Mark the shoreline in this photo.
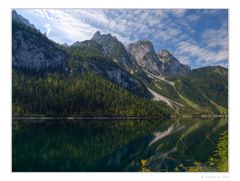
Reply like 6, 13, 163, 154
12, 114, 228, 121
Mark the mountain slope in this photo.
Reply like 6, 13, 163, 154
12, 70, 171, 117
12, 10, 36, 29
127, 41, 190, 77
127, 40, 163, 75
12, 11, 150, 98
142, 66, 228, 114
174, 66, 228, 113
158, 50, 191, 77
91, 31, 138, 71
12, 10, 228, 116
12, 21, 68, 72
61, 40, 150, 97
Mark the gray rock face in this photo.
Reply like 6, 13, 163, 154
105, 68, 144, 93
126, 40, 163, 75
73, 57, 149, 97
127, 41, 190, 77
157, 50, 176, 63
12, 23, 68, 71
91, 31, 137, 71
62, 43, 68, 47
71, 41, 81, 47
12, 10, 36, 29
158, 50, 190, 76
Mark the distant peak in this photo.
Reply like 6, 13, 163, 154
139, 40, 152, 44
93, 31, 101, 38
12, 10, 36, 29
129, 40, 152, 46
71, 41, 81, 47
158, 50, 171, 55
62, 43, 68, 47
157, 50, 176, 63
12, 10, 17, 15
91, 31, 116, 42
127, 40, 155, 54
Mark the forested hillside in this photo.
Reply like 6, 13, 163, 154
12, 70, 171, 117
12, 10, 228, 117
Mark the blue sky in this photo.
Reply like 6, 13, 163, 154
15, 9, 228, 68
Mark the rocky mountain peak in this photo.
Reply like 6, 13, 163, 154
158, 50, 171, 58
90, 31, 136, 71
12, 10, 36, 29
157, 50, 178, 63
71, 41, 81, 47
91, 31, 116, 42
127, 40, 155, 56
159, 50, 191, 77
62, 43, 68, 47
127, 40, 191, 77
12, 18, 68, 71
127, 40, 163, 75
92, 31, 101, 40
127, 40, 156, 62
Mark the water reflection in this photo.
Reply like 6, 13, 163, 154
148, 121, 185, 146
12, 117, 227, 172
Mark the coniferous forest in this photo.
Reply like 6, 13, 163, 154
12, 9, 228, 172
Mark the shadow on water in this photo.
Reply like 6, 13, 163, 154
12, 117, 227, 172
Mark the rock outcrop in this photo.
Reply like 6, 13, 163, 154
91, 31, 137, 71
158, 50, 191, 76
127, 41, 190, 77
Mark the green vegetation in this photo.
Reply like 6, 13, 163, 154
12, 69, 171, 117
12, 119, 167, 171
149, 80, 183, 103
60, 40, 105, 60
140, 160, 150, 172
12, 11, 228, 173
13, 18, 228, 116
12, 117, 227, 172
175, 131, 228, 172
174, 66, 228, 114
12, 19, 171, 117
208, 131, 228, 171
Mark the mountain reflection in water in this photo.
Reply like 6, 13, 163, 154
12, 117, 227, 172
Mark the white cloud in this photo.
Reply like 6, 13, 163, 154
43, 24, 51, 36
202, 24, 228, 49
175, 55, 192, 65
19, 9, 191, 46
176, 40, 228, 67
16, 9, 228, 68
187, 14, 200, 22
27, 9, 99, 44
168, 9, 187, 18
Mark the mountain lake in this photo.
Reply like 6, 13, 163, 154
12, 117, 227, 172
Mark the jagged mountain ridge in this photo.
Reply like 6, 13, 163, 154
12, 10, 36, 29
12, 10, 190, 78
126, 40, 163, 75
12, 21, 69, 71
126, 41, 191, 77
91, 31, 139, 72
158, 50, 191, 77
12, 10, 228, 115
12, 11, 151, 98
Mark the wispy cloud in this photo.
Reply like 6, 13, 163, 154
176, 40, 228, 67
43, 24, 51, 36
15, 9, 228, 68
202, 23, 228, 50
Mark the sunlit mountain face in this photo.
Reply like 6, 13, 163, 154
15, 9, 228, 68
12, 9, 228, 172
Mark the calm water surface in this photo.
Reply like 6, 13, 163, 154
12, 117, 227, 172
